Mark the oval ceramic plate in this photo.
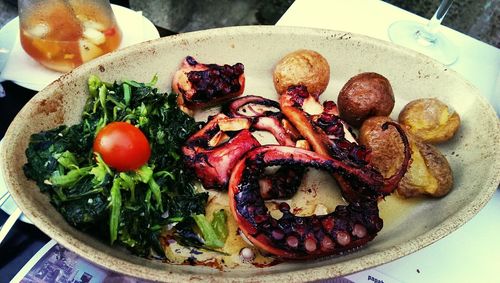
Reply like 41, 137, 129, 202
1, 26, 499, 282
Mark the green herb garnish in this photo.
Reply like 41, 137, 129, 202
24, 75, 212, 257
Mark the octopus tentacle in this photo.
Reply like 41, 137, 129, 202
228, 145, 384, 259
182, 113, 260, 190
223, 95, 305, 199
183, 98, 304, 199
379, 121, 412, 195
258, 165, 306, 199
280, 86, 368, 203
280, 85, 411, 200
223, 95, 281, 118
252, 116, 296, 147
224, 95, 296, 146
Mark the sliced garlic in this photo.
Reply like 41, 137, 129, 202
313, 203, 329, 215
295, 139, 310, 150
302, 95, 323, 115
218, 117, 251, 132
208, 131, 230, 147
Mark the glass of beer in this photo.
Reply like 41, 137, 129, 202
18, 0, 122, 72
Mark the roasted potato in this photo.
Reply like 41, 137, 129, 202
399, 98, 460, 144
337, 72, 395, 128
273, 49, 330, 97
398, 140, 453, 198
359, 116, 453, 198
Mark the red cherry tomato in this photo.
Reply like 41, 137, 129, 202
93, 122, 151, 171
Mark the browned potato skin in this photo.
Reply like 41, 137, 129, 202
399, 98, 460, 144
273, 49, 330, 97
359, 117, 406, 178
359, 116, 453, 198
399, 140, 453, 198
338, 72, 395, 128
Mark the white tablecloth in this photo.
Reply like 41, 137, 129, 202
278, 1, 500, 282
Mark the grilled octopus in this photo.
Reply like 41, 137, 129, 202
178, 56, 411, 259
228, 86, 410, 259
172, 56, 245, 113
229, 146, 388, 258
279, 85, 409, 201
182, 95, 305, 199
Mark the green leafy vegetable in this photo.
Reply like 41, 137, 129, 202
211, 209, 229, 242
24, 75, 206, 257
109, 178, 122, 244
171, 209, 229, 253
192, 214, 225, 248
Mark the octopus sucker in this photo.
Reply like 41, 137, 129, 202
228, 145, 389, 259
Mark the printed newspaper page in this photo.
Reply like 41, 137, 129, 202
12, 240, 400, 283
12, 240, 149, 283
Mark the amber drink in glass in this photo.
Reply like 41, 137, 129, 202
18, 0, 122, 72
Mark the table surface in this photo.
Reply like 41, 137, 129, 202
1, 1, 499, 282
278, 0, 500, 282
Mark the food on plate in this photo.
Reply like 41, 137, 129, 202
399, 98, 461, 144
337, 72, 395, 128
398, 140, 453, 197
172, 56, 245, 113
359, 116, 453, 198
180, 50, 412, 259
182, 113, 261, 190
181, 54, 412, 258
273, 49, 330, 97
212, 79, 410, 258
183, 95, 304, 199
22, 48, 459, 268
229, 145, 408, 258
93, 121, 151, 172
24, 75, 213, 257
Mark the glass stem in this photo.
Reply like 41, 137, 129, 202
416, 0, 454, 45
427, 0, 454, 34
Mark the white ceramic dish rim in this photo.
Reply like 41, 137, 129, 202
1, 26, 499, 282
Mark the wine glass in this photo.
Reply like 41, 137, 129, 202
387, 0, 458, 65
